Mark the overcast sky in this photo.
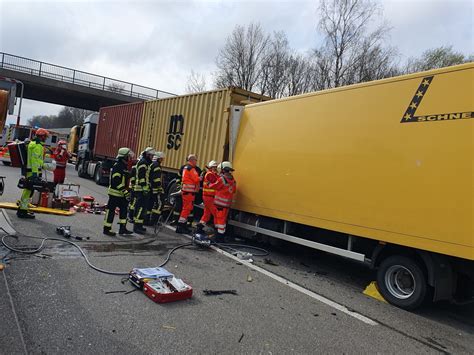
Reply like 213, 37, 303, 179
0, 0, 472, 125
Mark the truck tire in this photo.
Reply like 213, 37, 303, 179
94, 165, 108, 186
377, 255, 428, 310
2, 161, 11, 166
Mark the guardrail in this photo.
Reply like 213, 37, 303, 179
0, 52, 176, 100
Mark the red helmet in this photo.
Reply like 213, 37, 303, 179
35, 128, 49, 137
58, 140, 67, 145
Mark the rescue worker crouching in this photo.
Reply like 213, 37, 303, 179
103, 147, 133, 236
209, 161, 237, 240
146, 151, 165, 226
17, 128, 49, 219
133, 147, 155, 234
196, 160, 219, 233
175, 154, 200, 234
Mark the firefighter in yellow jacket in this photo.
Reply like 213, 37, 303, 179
103, 147, 133, 236
17, 128, 49, 219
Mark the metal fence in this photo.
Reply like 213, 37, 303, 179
0, 52, 176, 100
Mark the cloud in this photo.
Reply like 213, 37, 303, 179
1, 0, 472, 124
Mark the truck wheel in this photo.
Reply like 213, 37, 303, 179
2, 161, 11, 166
94, 166, 107, 185
377, 255, 427, 310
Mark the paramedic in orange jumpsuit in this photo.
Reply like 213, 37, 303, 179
175, 154, 200, 234
209, 161, 236, 238
196, 160, 219, 232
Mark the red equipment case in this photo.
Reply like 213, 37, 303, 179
143, 280, 193, 304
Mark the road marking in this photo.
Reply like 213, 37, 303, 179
164, 226, 378, 326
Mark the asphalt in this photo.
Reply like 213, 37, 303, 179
0, 163, 473, 354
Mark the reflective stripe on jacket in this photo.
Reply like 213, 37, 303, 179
134, 157, 151, 192
108, 159, 130, 198
210, 174, 236, 208
202, 170, 218, 197
27, 140, 44, 175
182, 164, 200, 193
149, 161, 163, 194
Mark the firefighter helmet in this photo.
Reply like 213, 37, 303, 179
144, 147, 155, 155
117, 147, 131, 158
207, 160, 218, 168
35, 128, 49, 137
220, 161, 234, 171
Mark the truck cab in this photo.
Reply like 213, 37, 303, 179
77, 113, 98, 162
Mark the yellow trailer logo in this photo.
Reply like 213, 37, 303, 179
166, 114, 185, 150
401, 76, 473, 123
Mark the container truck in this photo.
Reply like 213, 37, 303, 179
230, 63, 473, 309
76, 101, 144, 184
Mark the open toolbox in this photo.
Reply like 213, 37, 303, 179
129, 267, 193, 303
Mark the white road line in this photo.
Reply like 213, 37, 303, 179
164, 225, 378, 326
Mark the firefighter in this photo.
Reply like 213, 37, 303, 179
147, 151, 165, 226
175, 154, 200, 234
196, 160, 219, 232
53, 140, 70, 184
17, 128, 49, 219
103, 147, 133, 236
209, 161, 237, 239
128, 163, 137, 223
133, 147, 155, 234
171, 162, 202, 226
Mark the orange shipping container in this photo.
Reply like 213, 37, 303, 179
137, 88, 269, 171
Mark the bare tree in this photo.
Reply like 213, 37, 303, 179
404, 46, 471, 73
259, 31, 290, 98
283, 54, 314, 96
107, 82, 126, 94
185, 70, 207, 93
214, 23, 271, 92
315, 0, 395, 88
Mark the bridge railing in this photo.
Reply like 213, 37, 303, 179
0, 52, 176, 100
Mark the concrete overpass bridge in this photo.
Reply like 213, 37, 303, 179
0, 52, 175, 112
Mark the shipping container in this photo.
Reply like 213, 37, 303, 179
137, 88, 269, 172
95, 102, 144, 158
230, 63, 474, 309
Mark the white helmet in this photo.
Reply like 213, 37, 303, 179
187, 154, 197, 161
220, 161, 234, 171
144, 147, 155, 156
154, 151, 165, 159
207, 160, 218, 168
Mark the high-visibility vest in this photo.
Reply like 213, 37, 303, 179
108, 160, 129, 198
54, 147, 69, 168
213, 175, 236, 207
202, 170, 218, 197
182, 165, 200, 193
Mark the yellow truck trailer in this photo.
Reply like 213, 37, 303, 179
230, 63, 473, 309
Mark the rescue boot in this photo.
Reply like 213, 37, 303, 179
133, 224, 146, 235
118, 224, 133, 235
175, 222, 190, 234
103, 227, 116, 237
16, 210, 35, 219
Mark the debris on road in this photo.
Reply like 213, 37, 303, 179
203, 289, 237, 296
247, 274, 253, 282
264, 258, 278, 266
